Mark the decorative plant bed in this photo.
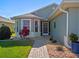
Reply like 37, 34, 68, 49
46, 43, 78, 58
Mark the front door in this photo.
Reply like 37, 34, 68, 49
42, 22, 49, 35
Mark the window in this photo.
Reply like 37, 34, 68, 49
35, 21, 38, 32
23, 20, 30, 29
54, 22, 56, 29
17, 21, 18, 32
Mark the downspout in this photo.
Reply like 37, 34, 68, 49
59, 8, 69, 37
59, 8, 71, 48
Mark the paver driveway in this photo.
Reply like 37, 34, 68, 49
28, 36, 50, 58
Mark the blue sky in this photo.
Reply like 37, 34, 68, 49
0, 0, 62, 18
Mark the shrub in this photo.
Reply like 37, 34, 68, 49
0, 24, 12, 40
69, 33, 78, 42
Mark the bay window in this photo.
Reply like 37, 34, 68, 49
23, 20, 30, 30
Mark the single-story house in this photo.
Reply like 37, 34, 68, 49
11, 4, 57, 37
11, 0, 79, 48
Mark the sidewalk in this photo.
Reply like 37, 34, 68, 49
28, 36, 50, 58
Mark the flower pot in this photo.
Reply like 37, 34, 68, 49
71, 42, 79, 54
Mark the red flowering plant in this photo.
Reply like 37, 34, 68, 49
19, 26, 29, 38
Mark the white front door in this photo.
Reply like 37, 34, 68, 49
42, 22, 49, 35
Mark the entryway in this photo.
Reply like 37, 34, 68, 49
42, 21, 49, 35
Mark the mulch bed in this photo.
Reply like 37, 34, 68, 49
46, 43, 79, 58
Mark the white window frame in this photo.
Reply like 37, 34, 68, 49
21, 19, 31, 32
34, 20, 39, 32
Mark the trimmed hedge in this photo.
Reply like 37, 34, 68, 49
0, 24, 12, 40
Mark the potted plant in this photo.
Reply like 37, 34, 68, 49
69, 33, 79, 54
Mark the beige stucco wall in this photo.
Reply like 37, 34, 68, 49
68, 8, 79, 36
0, 21, 15, 32
50, 7, 79, 44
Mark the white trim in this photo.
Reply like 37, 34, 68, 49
63, 0, 79, 3
30, 19, 31, 32
38, 20, 40, 32
21, 20, 23, 30
42, 22, 49, 35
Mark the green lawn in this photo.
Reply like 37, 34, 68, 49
0, 40, 33, 58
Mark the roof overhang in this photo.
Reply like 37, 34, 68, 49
48, 0, 79, 20
0, 20, 15, 24
12, 16, 42, 20
11, 14, 45, 21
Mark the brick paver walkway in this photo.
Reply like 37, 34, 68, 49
28, 36, 50, 58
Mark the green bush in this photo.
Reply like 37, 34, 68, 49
0, 24, 12, 40
69, 33, 78, 42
